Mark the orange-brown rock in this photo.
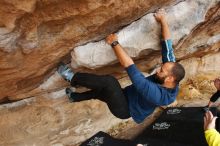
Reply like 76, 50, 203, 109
0, 0, 176, 101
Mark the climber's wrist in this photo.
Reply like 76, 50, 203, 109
111, 41, 119, 48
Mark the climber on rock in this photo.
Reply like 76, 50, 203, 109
57, 9, 185, 123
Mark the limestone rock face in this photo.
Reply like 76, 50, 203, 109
0, 0, 220, 146
0, 92, 125, 146
0, 0, 176, 101
71, 0, 220, 69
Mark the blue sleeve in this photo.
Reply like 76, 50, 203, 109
161, 39, 176, 63
126, 64, 174, 106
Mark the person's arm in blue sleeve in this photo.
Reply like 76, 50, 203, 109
154, 9, 176, 63
161, 40, 175, 63
105, 34, 172, 105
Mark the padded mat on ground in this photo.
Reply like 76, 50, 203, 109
80, 131, 136, 146
80, 107, 219, 146
134, 107, 219, 146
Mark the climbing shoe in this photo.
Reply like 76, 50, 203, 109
66, 87, 75, 102
57, 62, 74, 82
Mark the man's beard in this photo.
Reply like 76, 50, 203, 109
154, 74, 166, 84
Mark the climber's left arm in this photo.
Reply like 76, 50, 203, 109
154, 9, 176, 63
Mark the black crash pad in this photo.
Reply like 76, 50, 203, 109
134, 107, 218, 146
80, 131, 136, 146
80, 107, 219, 146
